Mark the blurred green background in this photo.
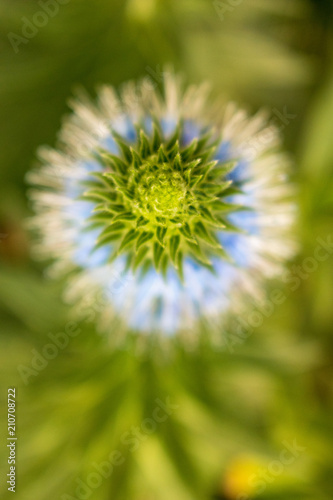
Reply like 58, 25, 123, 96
0, 0, 333, 499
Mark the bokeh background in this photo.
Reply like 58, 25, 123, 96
0, 0, 333, 499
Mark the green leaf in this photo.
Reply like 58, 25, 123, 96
130, 147, 142, 169
87, 213, 113, 223
186, 158, 202, 172
93, 231, 123, 250
80, 179, 104, 190
169, 217, 182, 225
186, 241, 212, 267
210, 200, 244, 213
208, 160, 237, 179
136, 231, 154, 250
107, 247, 120, 264
89, 172, 116, 190
196, 160, 218, 180
121, 188, 135, 201
81, 190, 114, 203
166, 123, 181, 150
190, 175, 203, 188
160, 253, 169, 278
169, 234, 180, 264
100, 153, 128, 175
112, 211, 136, 222
177, 251, 184, 281
104, 172, 127, 189
195, 221, 221, 247
139, 258, 153, 280
92, 203, 112, 214
199, 206, 225, 227
173, 152, 182, 171
184, 161, 199, 183
217, 216, 244, 233
168, 139, 180, 159
152, 123, 162, 151
213, 244, 232, 261
209, 200, 231, 212
179, 222, 197, 244
139, 130, 151, 158
158, 145, 168, 163
181, 138, 198, 162
133, 246, 149, 270
156, 226, 168, 245
124, 251, 135, 272
97, 221, 126, 241
200, 145, 217, 163
118, 229, 138, 252
222, 185, 244, 196
105, 203, 126, 213
81, 221, 104, 232
213, 183, 235, 197
188, 205, 200, 217
195, 132, 211, 153
112, 133, 133, 163
136, 216, 149, 228
200, 181, 230, 196
153, 242, 164, 270
156, 216, 167, 225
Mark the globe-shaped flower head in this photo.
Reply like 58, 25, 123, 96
28, 73, 296, 339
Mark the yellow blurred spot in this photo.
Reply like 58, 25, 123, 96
126, 0, 157, 23
222, 456, 260, 499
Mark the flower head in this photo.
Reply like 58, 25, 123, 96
28, 73, 296, 339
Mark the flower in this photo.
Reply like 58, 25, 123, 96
27, 73, 296, 339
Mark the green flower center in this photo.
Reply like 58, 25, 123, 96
134, 162, 188, 221
82, 122, 241, 279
